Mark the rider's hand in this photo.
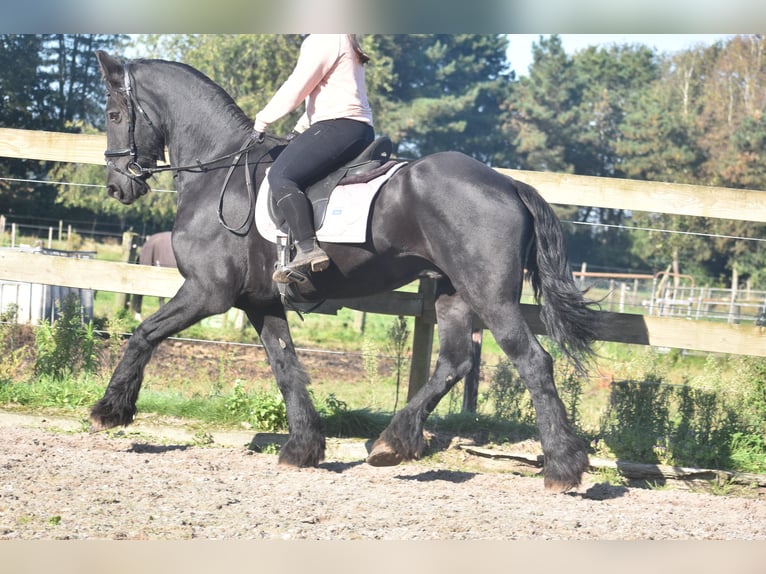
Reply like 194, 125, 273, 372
251, 130, 265, 144
285, 130, 300, 143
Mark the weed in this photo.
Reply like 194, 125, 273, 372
223, 380, 251, 420
249, 393, 287, 432
710, 474, 738, 496
361, 335, 380, 386
318, 393, 389, 437
220, 380, 287, 431
599, 380, 672, 463
487, 359, 535, 425
320, 392, 348, 415
592, 466, 624, 486
645, 480, 671, 491
386, 315, 410, 412
258, 443, 281, 455
192, 429, 215, 447
729, 432, 766, 473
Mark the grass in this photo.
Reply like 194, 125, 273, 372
1, 239, 764, 475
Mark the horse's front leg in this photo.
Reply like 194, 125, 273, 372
90, 280, 231, 431
247, 303, 325, 467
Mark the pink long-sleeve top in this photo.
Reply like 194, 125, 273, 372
254, 34, 373, 134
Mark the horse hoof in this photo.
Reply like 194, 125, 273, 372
366, 441, 403, 467
277, 460, 303, 470
544, 476, 581, 493
89, 416, 114, 433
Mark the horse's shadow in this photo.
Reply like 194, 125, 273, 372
319, 460, 366, 473
395, 469, 476, 483
128, 443, 191, 454
579, 483, 630, 500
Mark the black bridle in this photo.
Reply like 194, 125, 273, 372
103, 62, 166, 181
103, 61, 277, 235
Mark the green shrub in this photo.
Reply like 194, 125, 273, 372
487, 359, 535, 424
599, 380, 672, 463
249, 392, 287, 432
224, 380, 288, 432
597, 373, 765, 473
34, 294, 97, 380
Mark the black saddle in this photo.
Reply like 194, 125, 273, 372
268, 136, 395, 233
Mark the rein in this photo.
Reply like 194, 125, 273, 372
104, 61, 278, 236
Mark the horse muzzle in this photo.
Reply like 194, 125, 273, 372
106, 174, 150, 204
106, 159, 152, 204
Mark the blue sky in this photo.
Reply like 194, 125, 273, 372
506, 34, 735, 76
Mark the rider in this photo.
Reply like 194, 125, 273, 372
253, 34, 375, 284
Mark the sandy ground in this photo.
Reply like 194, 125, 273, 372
1, 409, 765, 541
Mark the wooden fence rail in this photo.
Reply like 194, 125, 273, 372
1, 128, 765, 399
1, 127, 765, 222
1, 250, 764, 359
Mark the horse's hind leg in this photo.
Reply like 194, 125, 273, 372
368, 283, 474, 466
483, 303, 588, 492
246, 303, 325, 467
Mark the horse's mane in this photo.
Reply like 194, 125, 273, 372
134, 58, 254, 133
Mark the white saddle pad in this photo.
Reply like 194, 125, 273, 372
255, 162, 405, 244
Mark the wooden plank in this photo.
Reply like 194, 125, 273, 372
462, 446, 766, 486
0, 128, 105, 165
497, 167, 766, 223
2, 128, 766, 223
2, 250, 763, 357
0, 250, 184, 298
517, 303, 766, 358
336, 291, 425, 318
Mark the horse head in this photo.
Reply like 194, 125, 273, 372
96, 51, 166, 204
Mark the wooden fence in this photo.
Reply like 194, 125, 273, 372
1, 128, 765, 398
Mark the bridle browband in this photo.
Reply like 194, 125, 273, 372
104, 60, 277, 235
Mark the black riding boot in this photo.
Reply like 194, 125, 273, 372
272, 191, 329, 283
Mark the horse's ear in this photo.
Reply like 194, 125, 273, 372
96, 50, 124, 88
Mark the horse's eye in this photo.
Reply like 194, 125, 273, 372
108, 111, 121, 123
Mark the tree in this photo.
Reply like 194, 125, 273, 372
0, 35, 46, 130
1, 34, 128, 223
141, 34, 303, 136
506, 35, 578, 174
618, 36, 766, 285
616, 52, 708, 276
371, 34, 514, 165
508, 36, 662, 269
0, 35, 46, 212
40, 35, 128, 130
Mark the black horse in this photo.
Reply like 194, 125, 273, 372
91, 51, 600, 492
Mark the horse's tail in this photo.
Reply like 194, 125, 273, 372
513, 178, 601, 373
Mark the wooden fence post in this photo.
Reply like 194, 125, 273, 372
406, 277, 436, 401
114, 231, 138, 313
728, 266, 739, 324
462, 327, 483, 413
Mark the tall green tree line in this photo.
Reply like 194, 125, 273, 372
510, 34, 766, 285
2, 34, 764, 287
